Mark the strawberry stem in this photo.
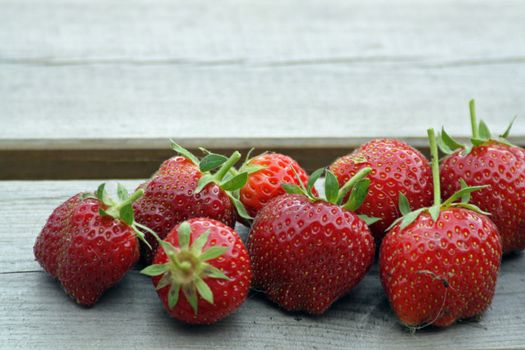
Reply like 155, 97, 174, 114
101, 187, 144, 219
179, 261, 192, 272
427, 128, 441, 207
469, 99, 479, 139
336, 167, 372, 204
215, 151, 241, 181
119, 188, 144, 209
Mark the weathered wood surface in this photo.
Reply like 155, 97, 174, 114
1, 0, 525, 146
1, 180, 525, 349
1, 0, 525, 179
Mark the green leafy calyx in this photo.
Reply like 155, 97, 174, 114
281, 166, 380, 225
237, 148, 268, 175
140, 221, 230, 314
170, 140, 252, 220
438, 99, 517, 156
387, 128, 489, 231
83, 183, 158, 249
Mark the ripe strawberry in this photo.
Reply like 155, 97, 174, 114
380, 129, 502, 328
439, 100, 525, 253
330, 139, 433, 242
141, 218, 252, 324
247, 167, 376, 314
133, 142, 251, 263
239, 152, 311, 218
34, 184, 150, 306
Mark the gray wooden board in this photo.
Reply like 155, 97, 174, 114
1, 180, 525, 349
1, 0, 525, 149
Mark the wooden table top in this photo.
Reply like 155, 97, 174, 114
1, 180, 525, 349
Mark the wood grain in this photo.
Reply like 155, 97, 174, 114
1, 0, 524, 143
1, 180, 525, 349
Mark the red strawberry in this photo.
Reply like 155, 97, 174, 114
330, 139, 433, 242
133, 142, 251, 263
247, 167, 376, 314
156, 155, 198, 177
34, 184, 149, 306
380, 129, 502, 328
34, 194, 83, 277
141, 218, 252, 324
439, 100, 525, 253
239, 152, 311, 218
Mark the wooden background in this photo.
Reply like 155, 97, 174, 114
1, 0, 525, 178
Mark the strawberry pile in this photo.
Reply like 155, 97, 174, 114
33, 100, 522, 330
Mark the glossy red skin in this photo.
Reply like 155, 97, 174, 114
133, 156, 236, 263
440, 143, 525, 253
152, 218, 252, 324
34, 195, 139, 306
156, 155, 198, 177
248, 194, 375, 314
34, 194, 82, 277
240, 153, 311, 218
330, 139, 433, 241
380, 208, 502, 327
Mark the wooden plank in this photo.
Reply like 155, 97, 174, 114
1, 180, 525, 349
1, 0, 524, 144
1, 61, 523, 142
2, 0, 524, 62
0, 148, 356, 180
2, 0, 525, 59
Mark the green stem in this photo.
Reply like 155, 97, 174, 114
336, 167, 372, 203
135, 221, 161, 241
214, 151, 241, 181
427, 128, 441, 206
469, 99, 479, 139
120, 188, 144, 208
179, 261, 192, 272
105, 188, 144, 218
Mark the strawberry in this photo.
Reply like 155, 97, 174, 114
247, 167, 376, 314
439, 100, 525, 253
380, 129, 502, 328
141, 218, 252, 324
239, 152, 311, 218
34, 183, 150, 306
329, 139, 433, 242
133, 142, 251, 263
